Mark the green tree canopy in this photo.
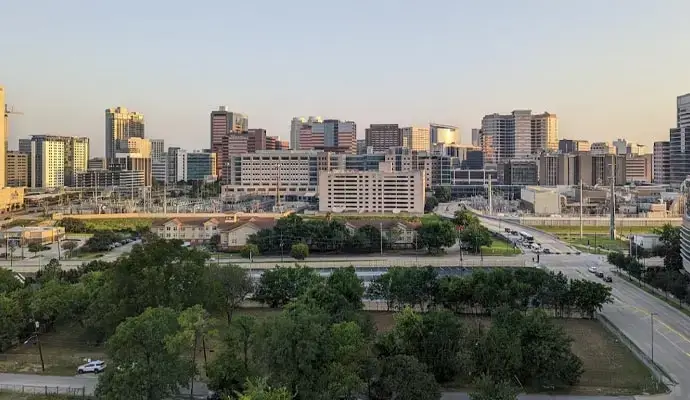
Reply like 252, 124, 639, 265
416, 220, 457, 254
370, 355, 441, 400
290, 242, 309, 260
95, 307, 194, 400
254, 266, 321, 308
205, 264, 254, 323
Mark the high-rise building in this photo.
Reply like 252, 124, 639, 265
613, 139, 628, 155
0, 86, 6, 187
558, 139, 590, 153
290, 116, 322, 150
176, 150, 217, 182
111, 137, 152, 186
653, 141, 670, 184
670, 94, 690, 185
210, 106, 248, 176
625, 154, 653, 183
471, 128, 481, 147
150, 139, 165, 161
590, 142, 615, 155
531, 112, 558, 153
481, 110, 558, 163
247, 129, 267, 152
310, 120, 357, 154
429, 123, 460, 145
401, 127, 431, 152
365, 124, 401, 152
88, 157, 107, 170
18, 139, 31, 155
356, 139, 367, 155
29, 135, 89, 188
6, 151, 28, 187
105, 107, 144, 162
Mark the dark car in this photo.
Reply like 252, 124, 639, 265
604, 276, 613, 283
543, 248, 551, 254
595, 272, 604, 278
207, 391, 222, 400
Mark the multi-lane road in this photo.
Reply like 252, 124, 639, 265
447, 208, 690, 400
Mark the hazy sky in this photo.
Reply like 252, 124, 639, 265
2, 0, 689, 156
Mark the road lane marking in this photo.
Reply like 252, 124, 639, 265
611, 302, 690, 357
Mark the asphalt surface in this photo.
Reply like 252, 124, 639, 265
450, 208, 689, 400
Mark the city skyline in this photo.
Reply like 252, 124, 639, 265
2, 1, 690, 154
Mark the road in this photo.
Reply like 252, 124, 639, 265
0, 372, 633, 400
440, 206, 689, 400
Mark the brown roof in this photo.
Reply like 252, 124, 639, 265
221, 218, 277, 232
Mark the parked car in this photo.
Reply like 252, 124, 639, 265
588, 266, 598, 273
604, 276, 613, 283
596, 272, 605, 278
77, 360, 106, 374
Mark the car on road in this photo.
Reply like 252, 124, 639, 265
604, 276, 613, 283
543, 248, 551, 254
77, 360, 106, 374
588, 266, 598, 273
595, 272, 604, 278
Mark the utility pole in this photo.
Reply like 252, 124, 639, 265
379, 222, 383, 256
275, 163, 282, 210
609, 156, 616, 240
487, 178, 493, 216
579, 179, 584, 239
34, 321, 45, 372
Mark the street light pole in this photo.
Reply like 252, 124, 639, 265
651, 312, 657, 365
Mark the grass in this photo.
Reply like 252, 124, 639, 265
67, 252, 105, 261
0, 309, 663, 396
81, 218, 157, 232
562, 235, 629, 253
0, 324, 105, 376
0, 394, 85, 400
533, 225, 660, 235
0, 219, 48, 229
481, 238, 521, 256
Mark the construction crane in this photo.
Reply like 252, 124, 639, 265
4, 105, 23, 148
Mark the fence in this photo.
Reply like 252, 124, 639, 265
0, 383, 87, 397
613, 270, 690, 312
221, 257, 527, 269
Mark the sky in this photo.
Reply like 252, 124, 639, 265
2, 0, 690, 156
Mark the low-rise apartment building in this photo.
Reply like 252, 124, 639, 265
318, 161, 425, 214
150, 216, 277, 248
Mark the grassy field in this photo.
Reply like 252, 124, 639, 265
481, 237, 521, 256
533, 225, 660, 235
562, 235, 629, 253
81, 218, 157, 232
0, 394, 84, 400
0, 309, 662, 396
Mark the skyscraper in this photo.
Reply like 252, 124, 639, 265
670, 94, 690, 185
0, 87, 6, 187
365, 124, 401, 152
30, 135, 89, 188
429, 123, 460, 145
471, 128, 481, 147
105, 107, 144, 163
401, 127, 431, 152
309, 120, 357, 154
150, 139, 165, 161
290, 116, 323, 150
210, 106, 248, 176
653, 141, 670, 184
481, 110, 559, 164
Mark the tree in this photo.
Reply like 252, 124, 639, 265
61, 240, 78, 258
0, 294, 25, 352
569, 279, 613, 318
84, 238, 209, 340
391, 309, 465, 383
459, 223, 492, 254
424, 196, 439, 213
58, 218, 88, 233
236, 378, 291, 400
232, 315, 257, 372
326, 267, 364, 311
254, 303, 369, 399
416, 220, 457, 254
95, 307, 193, 400
655, 224, 682, 271
85, 231, 121, 252
433, 186, 452, 203
240, 244, 259, 259
290, 242, 309, 260
254, 266, 321, 308
453, 209, 479, 227
469, 373, 519, 400
0, 268, 22, 293
208, 234, 221, 251
370, 355, 440, 400
168, 305, 214, 399
206, 264, 254, 323
37, 258, 62, 283
28, 243, 47, 255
